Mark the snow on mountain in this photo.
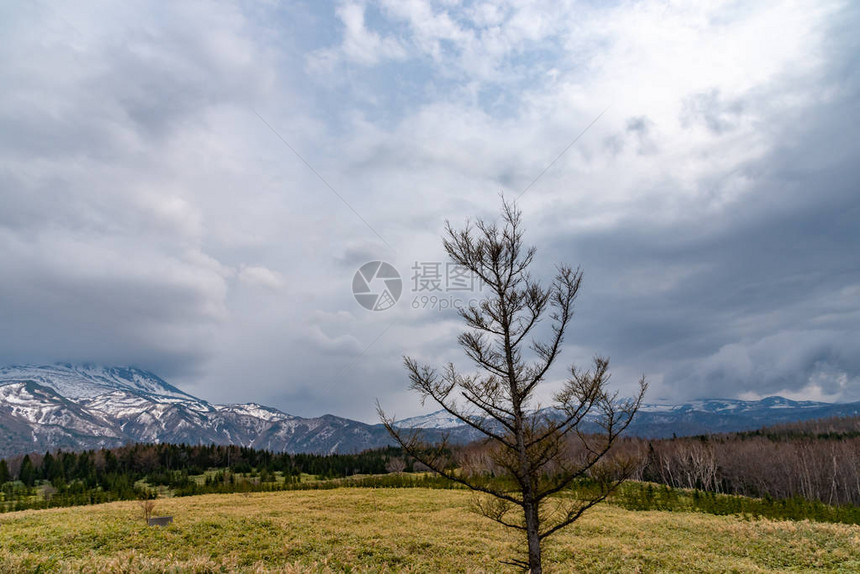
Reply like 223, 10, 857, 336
636, 396, 829, 415
397, 396, 860, 438
394, 411, 469, 429
3, 364, 859, 459
0, 381, 120, 437
0, 364, 196, 402
0, 364, 397, 457
214, 403, 295, 423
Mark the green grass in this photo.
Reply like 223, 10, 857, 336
1, 487, 858, 573
613, 481, 860, 525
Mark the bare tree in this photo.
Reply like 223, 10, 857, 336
138, 493, 157, 523
385, 457, 407, 474
380, 200, 646, 573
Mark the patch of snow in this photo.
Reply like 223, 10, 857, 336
0, 364, 196, 402
395, 411, 470, 429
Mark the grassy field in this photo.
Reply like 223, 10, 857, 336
1, 488, 858, 573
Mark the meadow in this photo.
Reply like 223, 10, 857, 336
1, 487, 858, 573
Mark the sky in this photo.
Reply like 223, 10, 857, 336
1, 0, 858, 422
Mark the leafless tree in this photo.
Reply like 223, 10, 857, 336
42, 484, 58, 507
380, 200, 647, 573
385, 457, 407, 473
138, 494, 157, 523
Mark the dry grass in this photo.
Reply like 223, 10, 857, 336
1, 488, 858, 573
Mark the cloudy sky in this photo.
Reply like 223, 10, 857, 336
1, 0, 858, 421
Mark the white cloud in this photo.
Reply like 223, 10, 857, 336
238, 264, 286, 290
309, 0, 406, 69
1, 0, 858, 419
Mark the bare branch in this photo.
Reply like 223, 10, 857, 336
382, 198, 647, 574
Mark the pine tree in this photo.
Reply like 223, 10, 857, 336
19, 455, 36, 487
381, 200, 646, 572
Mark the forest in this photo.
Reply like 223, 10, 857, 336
2, 415, 858, 517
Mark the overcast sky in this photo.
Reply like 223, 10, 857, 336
1, 0, 858, 421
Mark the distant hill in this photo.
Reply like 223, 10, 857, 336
397, 396, 860, 438
2, 364, 859, 457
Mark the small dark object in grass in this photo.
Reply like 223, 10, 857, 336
147, 516, 173, 527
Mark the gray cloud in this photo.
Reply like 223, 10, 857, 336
681, 90, 746, 134
540, 52, 860, 402
1, 0, 858, 421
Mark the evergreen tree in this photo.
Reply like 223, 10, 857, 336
19, 455, 36, 487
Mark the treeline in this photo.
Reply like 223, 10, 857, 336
1, 443, 410, 484
3, 415, 859, 516
613, 480, 860, 525
0, 443, 414, 512
736, 414, 860, 440
454, 415, 860, 508
630, 417, 860, 506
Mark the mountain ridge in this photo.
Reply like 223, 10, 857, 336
395, 395, 859, 432
0, 364, 398, 457
2, 364, 859, 458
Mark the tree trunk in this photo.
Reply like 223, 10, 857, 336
524, 499, 542, 573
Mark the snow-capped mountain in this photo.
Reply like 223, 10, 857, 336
396, 396, 860, 439
0, 364, 197, 402
394, 411, 467, 429
636, 396, 827, 414
624, 396, 860, 436
3, 364, 859, 459
0, 364, 398, 458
